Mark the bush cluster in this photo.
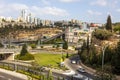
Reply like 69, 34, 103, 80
16, 53, 34, 60
93, 29, 112, 40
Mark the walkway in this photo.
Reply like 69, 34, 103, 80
0, 68, 27, 80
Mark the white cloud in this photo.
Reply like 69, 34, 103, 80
87, 10, 102, 15
31, 6, 69, 16
41, 0, 51, 5
59, 0, 80, 3
90, 0, 119, 7
0, 2, 69, 18
43, 7, 69, 16
90, 0, 107, 6
0, 3, 27, 15
10, 3, 29, 11
116, 9, 120, 12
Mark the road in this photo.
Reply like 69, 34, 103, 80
0, 71, 26, 80
0, 60, 71, 80
64, 54, 95, 80
0, 54, 95, 80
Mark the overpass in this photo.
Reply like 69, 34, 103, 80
6, 31, 66, 44
0, 49, 20, 60
41, 31, 66, 43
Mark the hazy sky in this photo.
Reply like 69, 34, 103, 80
0, 0, 120, 23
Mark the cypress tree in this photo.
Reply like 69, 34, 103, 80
106, 15, 112, 32
66, 52, 69, 58
86, 35, 90, 53
20, 44, 28, 56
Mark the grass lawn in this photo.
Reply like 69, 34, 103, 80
33, 53, 66, 68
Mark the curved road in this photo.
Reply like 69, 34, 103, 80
64, 55, 95, 80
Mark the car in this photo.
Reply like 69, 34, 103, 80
73, 74, 84, 79
71, 60, 76, 64
77, 68, 86, 73
39, 67, 45, 71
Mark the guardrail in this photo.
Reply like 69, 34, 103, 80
0, 61, 71, 80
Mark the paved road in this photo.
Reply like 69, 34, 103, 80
0, 60, 71, 80
0, 71, 26, 80
64, 55, 95, 80
0, 68, 27, 80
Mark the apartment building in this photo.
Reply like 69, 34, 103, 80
65, 22, 90, 43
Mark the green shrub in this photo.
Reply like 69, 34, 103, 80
93, 29, 112, 40
16, 53, 34, 60
56, 44, 60, 49
41, 46, 44, 48
53, 45, 55, 48
31, 44, 36, 49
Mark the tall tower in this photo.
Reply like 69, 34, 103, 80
21, 9, 27, 22
28, 13, 32, 23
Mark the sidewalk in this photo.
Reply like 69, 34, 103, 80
0, 68, 28, 80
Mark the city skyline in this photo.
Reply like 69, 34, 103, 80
0, 0, 120, 23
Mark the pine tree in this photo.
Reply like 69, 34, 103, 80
20, 44, 28, 56
106, 15, 112, 32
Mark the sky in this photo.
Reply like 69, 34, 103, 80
0, 0, 120, 23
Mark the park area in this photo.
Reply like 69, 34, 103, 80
33, 53, 67, 69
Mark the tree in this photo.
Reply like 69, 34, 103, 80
104, 46, 113, 64
47, 70, 53, 80
86, 35, 90, 53
113, 25, 120, 34
54, 21, 63, 27
0, 42, 4, 48
106, 15, 112, 32
81, 40, 87, 50
89, 44, 98, 66
56, 44, 60, 49
20, 44, 28, 56
66, 52, 69, 58
111, 40, 120, 74
93, 29, 112, 40
62, 41, 68, 50
30, 44, 36, 49
57, 77, 60, 80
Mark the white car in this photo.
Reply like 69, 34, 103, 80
77, 68, 86, 73
73, 74, 83, 79
71, 60, 76, 64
